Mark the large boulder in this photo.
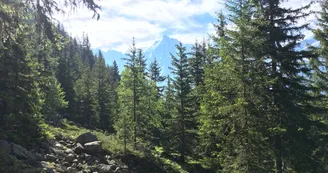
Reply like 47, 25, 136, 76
84, 141, 102, 154
0, 140, 11, 154
11, 143, 36, 160
73, 143, 84, 154
76, 132, 98, 145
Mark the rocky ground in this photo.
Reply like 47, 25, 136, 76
0, 132, 128, 173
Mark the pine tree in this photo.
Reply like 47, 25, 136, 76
42, 76, 68, 121
189, 41, 205, 87
0, 0, 100, 46
121, 38, 147, 148
136, 49, 147, 78
199, 1, 271, 171
94, 50, 113, 131
115, 68, 135, 156
169, 43, 196, 162
81, 34, 95, 68
57, 36, 83, 120
253, 0, 327, 172
149, 57, 166, 97
161, 75, 176, 149
74, 63, 99, 127
0, 23, 44, 145
307, 0, 328, 171
108, 60, 121, 128
111, 60, 121, 86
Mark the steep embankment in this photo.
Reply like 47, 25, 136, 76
0, 131, 128, 173
0, 119, 192, 173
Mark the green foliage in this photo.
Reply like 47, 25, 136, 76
2, 0, 328, 172
149, 57, 166, 97
42, 76, 68, 121
74, 63, 99, 127
116, 68, 135, 154
168, 43, 197, 162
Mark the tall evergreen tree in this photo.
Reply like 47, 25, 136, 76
189, 41, 206, 87
161, 75, 176, 149
74, 63, 99, 127
94, 50, 113, 131
0, 24, 44, 145
81, 34, 95, 68
149, 57, 166, 97
199, 1, 271, 171
108, 60, 121, 127
253, 0, 327, 172
168, 43, 196, 162
121, 38, 147, 148
115, 68, 135, 155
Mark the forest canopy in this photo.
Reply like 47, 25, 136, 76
1, 0, 328, 173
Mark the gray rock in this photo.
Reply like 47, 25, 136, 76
76, 132, 98, 145
106, 160, 116, 165
73, 159, 79, 163
84, 141, 102, 154
55, 143, 65, 150
65, 148, 74, 154
76, 163, 83, 170
43, 167, 55, 173
11, 143, 36, 160
65, 153, 75, 162
67, 166, 79, 173
93, 164, 116, 173
45, 154, 57, 162
51, 148, 66, 158
63, 162, 71, 167
56, 167, 65, 173
85, 153, 92, 161
74, 143, 84, 154
0, 140, 11, 154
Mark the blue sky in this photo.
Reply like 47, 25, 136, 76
55, 0, 317, 53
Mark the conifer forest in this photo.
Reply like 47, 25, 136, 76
1, 0, 328, 172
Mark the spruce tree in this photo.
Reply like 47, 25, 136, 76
199, 1, 271, 171
115, 68, 135, 155
108, 60, 121, 128
74, 63, 99, 127
169, 43, 196, 162
0, 23, 44, 145
308, 0, 328, 171
253, 0, 327, 172
161, 75, 176, 149
94, 50, 113, 131
189, 41, 205, 87
122, 38, 147, 148
149, 57, 166, 97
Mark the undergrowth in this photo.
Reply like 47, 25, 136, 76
41, 119, 204, 173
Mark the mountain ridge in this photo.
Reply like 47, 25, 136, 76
93, 35, 192, 75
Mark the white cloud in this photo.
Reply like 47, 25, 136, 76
54, 0, 320, 52
54, 0, 224, 52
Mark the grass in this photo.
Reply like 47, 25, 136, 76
41, 119, 203, 173
41, 119, 129, 157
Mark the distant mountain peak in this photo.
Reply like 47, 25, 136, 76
162, 34, 170, 40
95, 35, 192, 75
